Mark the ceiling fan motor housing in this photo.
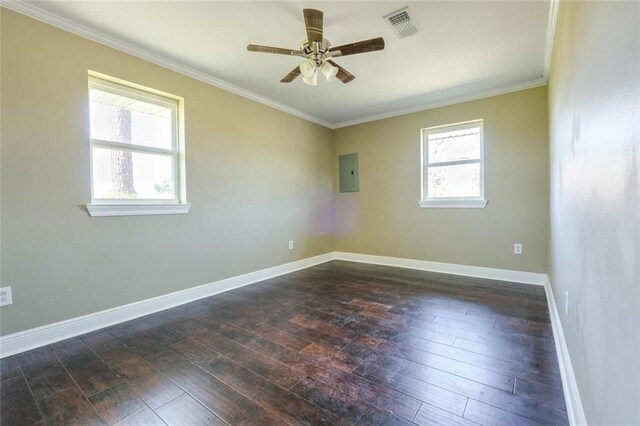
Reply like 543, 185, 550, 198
301, 39, 332, 66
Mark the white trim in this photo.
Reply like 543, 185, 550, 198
91, 139, 175, 157
332, 78, 547, 129
544, 277, 588, 426
0, 1, 333, 129
418, 199, 487, 209
334, 252, 547, 286
0, 252, 334, 358
543, 0, 560, 85
85, 203, 191, 217
2, 1, 559, 130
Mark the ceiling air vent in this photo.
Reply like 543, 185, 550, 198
383, 6, 420, 39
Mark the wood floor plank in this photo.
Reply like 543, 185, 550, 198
414, 402, 479, 426
183, 326, 306, 389
414, 338, 524, 376
174, 338, 343, 425
358, 355, 568, 425
51, 338, 122, 397
191, 315, 257, 345
372, 339, 515, 392
90, 340, 137, 369
246, 335, 422, 420
114, 405, 167, 426
37, 386, 105, 426
147, 349, 279, 425
0, 375, 43, 425
355, 314, 458, 346
240, 322, 312, 351
0, 355, 22, 382
344, 319, 423, 347
18, 346, 77, 400
88, 382, 145, 424
353, 362, 469, 416
113, 356, 184, 409
515, 377, 567, 410
81, 329, 121, 347
289, 376, 370, 421
463, 399, 538, 426
355, 406, 418, 425
289, 313, 358, 340
266, 319, 352, 351
299, 343, 364, 373
290, 376, 415, 426
406, 317, 520, 346
155, 393, 226, 426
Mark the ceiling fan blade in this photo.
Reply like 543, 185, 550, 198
303, 8, 324, 45
247, 44, 303, 56
280, 66, 302, 83
329, 37, 385, 57
327, 60, 355, 84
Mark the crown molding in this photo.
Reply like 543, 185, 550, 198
543, 0, 560, 84
331, 78, 547, 129
0, 0, 334, 129
331, 0, 558, 129
2, 0, 559, 131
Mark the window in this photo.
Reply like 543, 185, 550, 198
86, 73, 189, 216
419, 120, 487, 208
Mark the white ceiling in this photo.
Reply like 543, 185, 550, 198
19, 1, 554, 128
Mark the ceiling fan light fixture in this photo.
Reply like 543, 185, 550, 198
302, 71, 318, 86
247, 8, 384, 85
299, 59, 317, 78
321, 61, 338, 81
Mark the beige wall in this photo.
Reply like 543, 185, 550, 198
548, 1, 640, 424
333, 87, 549, 273
0, 10, 334, 336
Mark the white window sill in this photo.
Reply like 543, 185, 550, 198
418, 199, 488, 209
86, 203, 191, 217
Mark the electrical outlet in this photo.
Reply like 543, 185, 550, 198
288, 240, 294, 250
565, 291, 569, 316
514, 243, 523, 255
0, 287, 13, 307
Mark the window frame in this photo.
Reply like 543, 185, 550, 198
419, 119, 487, 209
85, 72, 190, 217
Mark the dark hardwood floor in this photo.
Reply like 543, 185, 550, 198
0, 261, 568, 425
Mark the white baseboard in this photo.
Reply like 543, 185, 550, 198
1, 247, 582, 426
0, 251, 546, 358
544, 277, 587, 426
0, 252, 334, 358
334, 251, 548, 286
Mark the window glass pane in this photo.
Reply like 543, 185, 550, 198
90, 88, 173, 150
428, 126, 480, 164
92, 147, 175, 200
427, 163, 480, 198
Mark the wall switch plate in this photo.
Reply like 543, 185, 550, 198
565, 291, 569, 316
514, 243, 523, 255
288, 240, 294, 250
0, 287, 13, 307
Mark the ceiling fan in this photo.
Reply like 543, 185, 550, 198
247, 8, 385, 86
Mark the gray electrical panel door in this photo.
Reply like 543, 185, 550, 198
339, 153, 359, 192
